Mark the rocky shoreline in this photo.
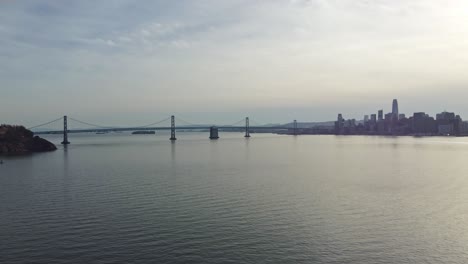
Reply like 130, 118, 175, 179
0, 125, 57, 155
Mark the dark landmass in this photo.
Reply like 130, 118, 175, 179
132, 131, 156, 135
0, 125, 57, 155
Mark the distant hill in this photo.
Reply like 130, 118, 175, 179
282, 121, 335, 129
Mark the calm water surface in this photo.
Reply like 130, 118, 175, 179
1, 133, 468, 263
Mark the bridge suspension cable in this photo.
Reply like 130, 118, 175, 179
68, 117, 118, 129
68, 116, 172, 129
174, 116, 200, 127
221, 118, 246, 127
133, 117, 171, 128
250, 118, 287, 128
27, 117, 63, 130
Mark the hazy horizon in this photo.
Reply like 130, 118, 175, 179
2, 1, 468, 126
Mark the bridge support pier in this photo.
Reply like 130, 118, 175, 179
61, 115, 70, 145
209, 126, 219, 139
244, 117, 250, 138
293, 120, 298, 136
170, 115, 176, 141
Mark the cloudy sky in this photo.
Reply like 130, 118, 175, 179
2, 0, 468, 126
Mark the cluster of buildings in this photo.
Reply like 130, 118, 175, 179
335, 99, 468, 136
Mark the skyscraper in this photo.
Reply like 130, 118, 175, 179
392, 99, 399, 118
338, 114, 343, 122
335, 114, 345, 134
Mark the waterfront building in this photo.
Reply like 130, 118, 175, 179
438, 124, 454, 135
346, 119, 357, 134
455, 115, 463, 135
335, 114, 345, 134
385, 113, 394, 133
412, 112, 426, 133
461, 121, 468, 135
435, 111, 462, 135
413, 112, 436, 134
377, 120, 385, 134
436, 111, 455, 121
384, 113, 392, 122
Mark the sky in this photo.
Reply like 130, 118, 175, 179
2, 0, 468, 127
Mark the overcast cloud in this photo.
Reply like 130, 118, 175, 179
2, 0, 468, 126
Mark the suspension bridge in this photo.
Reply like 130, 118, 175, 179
29, 116, 299, 144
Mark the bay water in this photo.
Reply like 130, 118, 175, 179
1, 133, 468, 263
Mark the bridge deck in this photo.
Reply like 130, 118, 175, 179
34, 126, 290, 134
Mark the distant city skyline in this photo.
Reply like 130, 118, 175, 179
2, 1, 468, 126
334, 99, 466, 136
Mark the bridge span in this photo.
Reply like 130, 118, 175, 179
30, 116, 299, 144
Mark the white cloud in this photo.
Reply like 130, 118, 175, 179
2, 0, 468, 123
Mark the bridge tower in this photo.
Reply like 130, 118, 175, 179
209, 126, 219, 139
61, 115, 70, 145
244, 117, 250, 138
170, 115, 176, 141
293, 120, 298, 136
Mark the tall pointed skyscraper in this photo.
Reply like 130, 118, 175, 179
392, 99, 399, 118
